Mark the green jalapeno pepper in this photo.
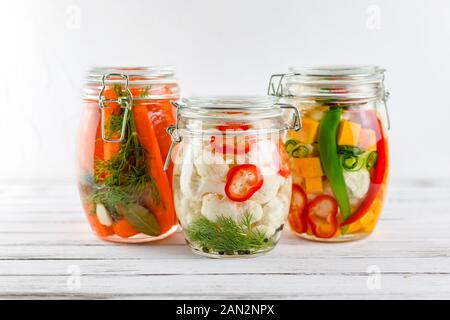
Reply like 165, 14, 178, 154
318, 108, 351, 223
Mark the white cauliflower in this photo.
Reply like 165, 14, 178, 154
254, 225, 277, 239
250, 173, 284, 204
194, 148, 231, 182
246, 139, 279, 176
261, 194, 289, 230
344, 169, 371, 199
177, 198, 202, 227
200, 193, 263, 223
179, 149, 203, 199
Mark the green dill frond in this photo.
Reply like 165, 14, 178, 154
187, 214, 273, 253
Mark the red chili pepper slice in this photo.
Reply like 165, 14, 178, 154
307, 195, 338, 238
273, 140, 291, 177
341, 111, 388, 226
288, 184, 308, 233
210, 135, 253, 155
210, 125, 254, 155
217, 123, 250, 132
225, 164, 264, 202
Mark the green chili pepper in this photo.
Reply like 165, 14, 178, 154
319, 108, 351, 223
337, 145, 364, 156
291, 144, 311, 158
340, 154, 363, 171
284, 139, 300, 154
366, 151, 378, 170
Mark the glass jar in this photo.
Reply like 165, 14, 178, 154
166, 96, 301, 257
268, 66, 390, 242
77, 67, 179, 243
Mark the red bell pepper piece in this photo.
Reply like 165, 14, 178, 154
288, 184, 308, 233
225, 164, 264, 202
307, 194, 338, 238
341, 111, 388, 226
273, 140, 291, 177
307, 195, 338, 238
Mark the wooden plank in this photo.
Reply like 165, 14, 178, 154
0, 274, 449, 299
0, 181, 448, 299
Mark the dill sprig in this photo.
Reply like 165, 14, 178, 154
187, 213, 273, 254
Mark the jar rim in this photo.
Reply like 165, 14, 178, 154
288, 65, 385, 78
83, 66, 179, 101
178, 95, 283, 120
87, 66, 176, 83
184, 95, 280, 110
174, 95, 301, 136
270, 65, 387, 103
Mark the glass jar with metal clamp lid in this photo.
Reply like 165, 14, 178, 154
77, 67, 179, 242
164, 96, 301, 258
268, 65, 390, 242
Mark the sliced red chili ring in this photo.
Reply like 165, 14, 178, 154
225, 164, 264, 202
307, 194, 338, 239
275, 141, 291, 177
288, 184, 308, 233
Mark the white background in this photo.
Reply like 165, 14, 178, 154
1, 0, 449, 183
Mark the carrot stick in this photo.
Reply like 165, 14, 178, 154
113, 219, 139, 238
146, 99, 176, 186
133, 105, 177, 234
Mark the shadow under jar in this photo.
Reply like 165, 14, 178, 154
268, 66, 390, 242
77, 67, 179, 243
166, 96, 301, 258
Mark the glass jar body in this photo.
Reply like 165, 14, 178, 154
172, 114, 292, 257
77, 70, 179, 243
284, 99, 389, 242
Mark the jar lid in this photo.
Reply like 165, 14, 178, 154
181, 96, 281, 117
269, 65, 387, 103
83, 66, 179, 101
177, 96, 301, 129
163, 96, 302, 171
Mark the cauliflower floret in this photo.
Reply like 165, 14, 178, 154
261, 195, 289, 230
200, 194, 263, 223
251, 173, 285, 204
179, 152, 203, 199
247, 139, 279, 176
254, 225, 277, 239
179, 147, 227, 200
344, 169, 370, 199
177, 197, 202, 227
194, 146, 231, 181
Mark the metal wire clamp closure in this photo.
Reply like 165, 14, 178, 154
98, 73, 133, 143
268, 72, 391, 130
277, 103, 302, 131
163, 101, 183, 171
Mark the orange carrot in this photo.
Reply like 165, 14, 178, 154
133, 105, 177, 234
113, 219, 139, 238
146, 99, 176, 185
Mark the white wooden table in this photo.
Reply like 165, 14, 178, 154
0, 180, 449, 299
